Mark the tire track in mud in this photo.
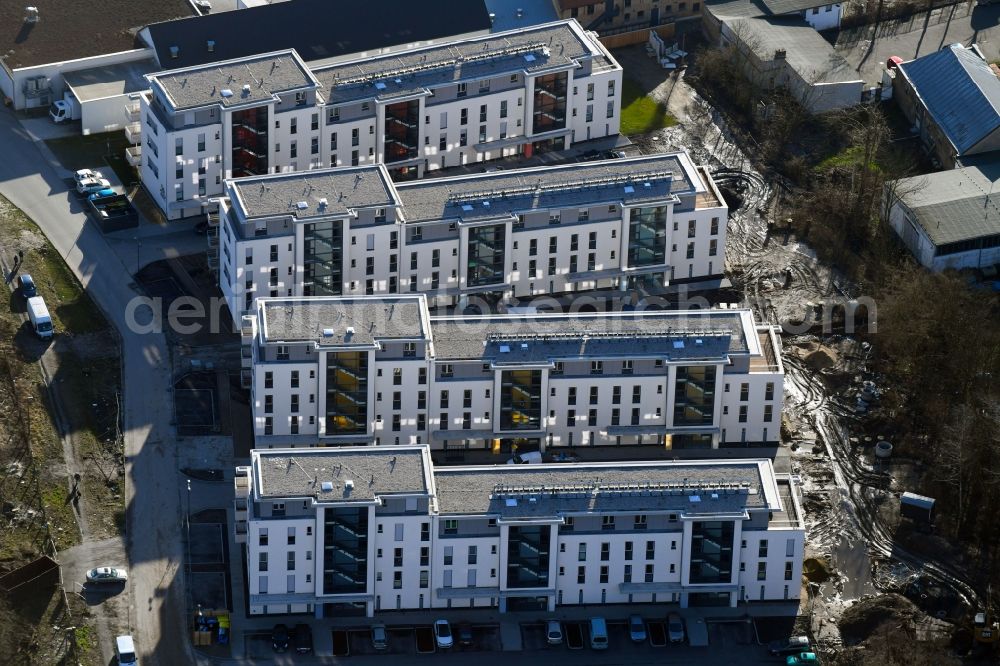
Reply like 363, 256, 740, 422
676, 91, 982, 609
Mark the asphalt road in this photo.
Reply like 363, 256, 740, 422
0, 109, 192, 665
835, 2, 1000, 86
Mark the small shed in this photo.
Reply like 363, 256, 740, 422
900, 492, 935, 523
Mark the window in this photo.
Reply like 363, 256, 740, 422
632, 386, 642, 404
259, 552, 268, 572
606, 101, 614, 118
420, 570, 429, 588
264, 372, 273, 389
393, 571, 403, 589
444, 519, 458, 535
765, 382, 775, 400
600, 543, 610, 561
645, 564, 654, 583
577, 566, 586, 584
740, 383, 750, 401
591, 361, 603, 375
259, 528, 268, 546
759, 540, 768, 558
784, 562, 793, 580
578, 543, 587, 561
600, 566, 609, 584
394, 548, 403, 567
739, 406, 748, 423
757, 562, 767, 580
764, 405, 773, 422
602, 515, 615, 531
444, 546, 453, 565
457, 83, 467, 97
287, 551, 296, 571
634, 514, 647, 530
608, 80, 616, 97
468, 546, 478, 565
624, 564, 632, 583
645, 541, 655, 559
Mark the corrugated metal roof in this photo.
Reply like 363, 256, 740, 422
899, 43, 1000, 155
892, 164, 1000, 246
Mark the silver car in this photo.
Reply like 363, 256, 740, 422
667, 612, 685, 643
546, 620, 563, 645
86, 566, 128, 583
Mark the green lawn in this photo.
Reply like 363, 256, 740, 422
619, 78, 677, 135
815, 145, 882, 173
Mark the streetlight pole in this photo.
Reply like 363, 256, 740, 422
186, 479, 192, 574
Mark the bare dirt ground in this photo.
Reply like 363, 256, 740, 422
615, 44, 982, 656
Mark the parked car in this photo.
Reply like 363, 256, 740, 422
546, 620, 563, 645
86, 566, 127, 584
271, 624, 290, 652
73, 169, 103, 185
434, 619, 453, 648
506, 451, 543, 465
115, 635, 137, 665
589, 617, 608, 650
786, 653, 819, 666
293, 624, 312, 654
87, 188, 116, 201
372, 624, 389, 651
76, 178, 111, 195
457, 622, 473, 647
628, 614, 647, 643
27, 296, 53, 339
667, 612, 685, 643
17, 274, 36, 298
769, 636, 811, 656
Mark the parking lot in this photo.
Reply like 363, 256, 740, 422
240, 615, 801, 665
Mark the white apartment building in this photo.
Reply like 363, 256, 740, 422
241, 295, 782, 452
139, 19, 622, 220
234, 445, 805, 617
215, 151, 728, 323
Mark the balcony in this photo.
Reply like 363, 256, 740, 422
125, 101, 140, 123
124, 122, 141, 144
125, 145, 142, 167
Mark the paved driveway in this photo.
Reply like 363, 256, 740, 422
0, 107, 192, 665
834, 2, 1000, 86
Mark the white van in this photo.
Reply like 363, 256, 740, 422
115, 635, 137, 665
26, 296, 53, 339
589, 617, 608, 650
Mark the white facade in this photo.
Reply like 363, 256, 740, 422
799, 3, 842, 31
235, 446, 805, 617
887, 191, 1000, 273
139, 20, 623, 220
215, 151, 728, 325
243, 295, 782, 452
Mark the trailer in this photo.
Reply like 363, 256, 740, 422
900, 492, 935, 523
88, 193, 138, 232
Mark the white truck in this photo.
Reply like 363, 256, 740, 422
26, 296, 53, 339
49, 92, 81, 123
